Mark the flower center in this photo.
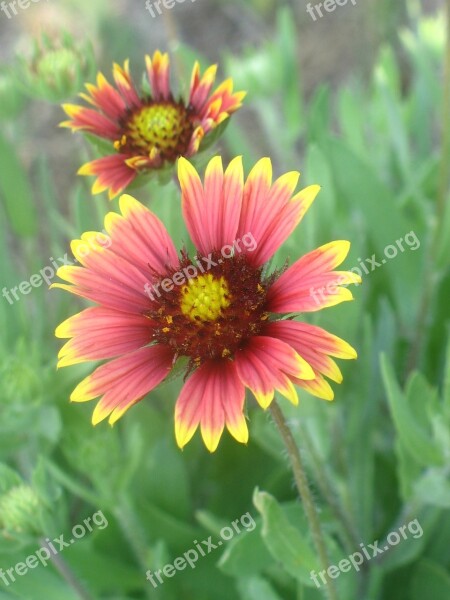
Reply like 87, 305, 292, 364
118, 101, 194, 162
147, 253, 271, 367
180, 274, 231, 322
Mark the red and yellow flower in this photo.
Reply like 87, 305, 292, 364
53, 156, 360, 452
61, 51, 245, 199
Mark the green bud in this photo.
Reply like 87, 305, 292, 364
18, 31, 95, 103
0, 484, 42, 536
62, 423, 122, 494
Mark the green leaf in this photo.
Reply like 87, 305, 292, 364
198, 119, 229, 153
443, 334, 450, 419
303, 143, 336, 248
252, 489, 320, 586
321, 136, 423, 326
374, 49, 411, 178
276, 7, 303, 142
411, 559, 450, 600
237, 575, 284, 600
379, 509, 433, 571
143, 437, 191, 520
307, 86, 331, 145
381, 354, 443, 467
218, 514, 272, 577
0, 131, 37, 237
337, 86, 367, 157
414, 470, 450, 508
0, 463, 22, 493
65, 541, 142, 594
0, 566, 82, 600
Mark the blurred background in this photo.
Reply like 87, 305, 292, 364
0, 0, 449, 599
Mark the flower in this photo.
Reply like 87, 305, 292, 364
53, 156, 360, 452
61, 51, 246, 199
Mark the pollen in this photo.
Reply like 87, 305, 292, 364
180, 274, 231, 322
125, 101, 194, 160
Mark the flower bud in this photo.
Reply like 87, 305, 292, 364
18, 31, 95, 103
0, 484, 42, 536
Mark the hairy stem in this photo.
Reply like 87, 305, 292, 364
270, 401, 339, 600
39, 537, 93, 600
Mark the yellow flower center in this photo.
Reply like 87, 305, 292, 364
127, 102, 191, 154
180, 274, 231, 322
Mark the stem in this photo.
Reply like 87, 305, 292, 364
295, 421, 362, 554
40, 538, 93, 600
269, 401, 339, 600
113, 495, 155, 599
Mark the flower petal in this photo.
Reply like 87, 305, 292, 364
83, 71, 127, 120
189, 62, 218, 113
201, 78, 246, 120
112, 60, 141, 108
145, 51, 170, 101
70, 345, 174, 426
235, 336, 315, 408
179, 156, 244, 256
78, 155, 137, 200
264, 320, 357, 401
267, 241, 361, 313
237, 158, 320, 266
60, 104, 120, 140
54, 263, 150, 313
56, 307, 154, 367
175, 360, 246, 452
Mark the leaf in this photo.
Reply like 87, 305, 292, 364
198, 119, 229, 153
143, 437, 191, 521
0, 463, 22, 493
443, 334, 450, 419
252, 489, 320, 586
0, 131, 37, 237
320, 135, 423, 326
337, 86, 367, 157
381, 354, 443, 467
65, 542, 142, 594
218, 514, 272, 577
276, 7, 303, 142
237, 576, 284, 600
0, 566, 82, 600
307, 86, 331, 145
414, 469, 450, 508
379, 509, 432, 571
411, 559, 450, 600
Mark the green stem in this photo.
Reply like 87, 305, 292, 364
39, 537, 93, 600
113, 495, 155, 599
269, 401, 339, 600
295, 421, 361, 554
